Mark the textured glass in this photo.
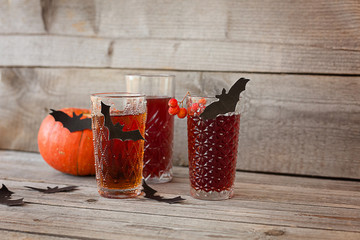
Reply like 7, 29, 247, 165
91, 93, 146, 199
126, 75, 175, 183
187, 96, 240, 200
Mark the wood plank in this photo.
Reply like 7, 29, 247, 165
2, 0, 359, 52
2, 178, 360, 233
0, 150, 360, 239
1, 68, 360, 178
1, 151, 360, 210
0, 0, 44, 34
202, 72, 360, 179
1, 35, 359, 74
0, 36, 111, 67
2, 203, 359, 240
0, 230, 73, 240
111, 39, 360, 74
227, 0, 360, 50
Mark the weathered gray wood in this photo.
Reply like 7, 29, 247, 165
0, 230, 73, 240
1, 35, 359, 74
0, 36, 112, 67
0, 150, 359, 240
1, 68, 360, 178
0, 0, 44, 34
202, 72, 360, 179
2, 0, 359, 51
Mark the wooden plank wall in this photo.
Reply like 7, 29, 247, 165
0, 0, 359, 179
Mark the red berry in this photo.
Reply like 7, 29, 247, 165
177, 108, 187, 118
168, 98, 178, 107
168, 105, 180, 115
198, 98, 207, 105
191, 103, 199, 112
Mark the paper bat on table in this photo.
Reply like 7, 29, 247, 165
25, 186, 78, 194
50, 110, 91, 132
142, 180, 185, 204
101, 102, 145, 141
0, 184, 24, 206
200, 78, 250, 120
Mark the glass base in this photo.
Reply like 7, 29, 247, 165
98, 186, 142, 199
190, 187, 234, 200
144, 170, 173, 184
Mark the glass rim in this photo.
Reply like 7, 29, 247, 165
91, 92, 146, 98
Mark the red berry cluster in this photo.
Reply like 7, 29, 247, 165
168, 92, 207, 119
168, 98, 187, 118
188, 98, 207, 116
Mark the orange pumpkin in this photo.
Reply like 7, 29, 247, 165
38, 108, 95, 176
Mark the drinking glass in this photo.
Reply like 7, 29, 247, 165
126, 74, 175, 183
91, 93, 147, 198
186, 96, 241, 200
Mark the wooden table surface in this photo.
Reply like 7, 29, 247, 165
0, 150, 359, 240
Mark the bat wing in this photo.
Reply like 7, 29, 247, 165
75, 118, 92, 131
228, 78, 250, 99
101, 101, 145, 141
200, 78, 250, 120
50, 109, 72, 125
101, 102, 113, 129
119, 129, 145, 141
200, 101, 227, 120
50, 110, 91, 132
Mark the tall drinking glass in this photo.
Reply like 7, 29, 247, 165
186, 96, 240, 200
126, 74, 175, 183
91, 93, 146, 198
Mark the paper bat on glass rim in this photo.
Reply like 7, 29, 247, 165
101, 101, 145, 141
50, 110, 91, 132
200, 78, 250, 120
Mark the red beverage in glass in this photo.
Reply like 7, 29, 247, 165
126, 74, 175, 183
186, 95, 241, 200
92, 113, 146, 198
187, 114, 240, 194
143, 97, 174, 181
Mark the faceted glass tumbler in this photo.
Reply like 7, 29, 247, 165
126, 74, 175, 184
91, 93, 146, 198
186, 96, 240, 200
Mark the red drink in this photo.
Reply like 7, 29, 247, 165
92, 113, 146, 198
143, 97, 174, 182
187, 113, 240, 199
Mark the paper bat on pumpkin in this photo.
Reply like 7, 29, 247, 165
200, 78, 250, 120
50, 110, 91, 132
101, 102, 145, 141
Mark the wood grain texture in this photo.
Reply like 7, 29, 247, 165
1, 35, 359, 74
1, 68, 360, 179
0, 0, 44, 34
0, 150, 360, 240
2, 0, 359, 50
202, 72, 360, 179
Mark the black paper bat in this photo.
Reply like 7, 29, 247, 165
50, 109, 91, 132
200, 78, 250, 120
0, 184, 24, 206
25, 185, 78, 194
142, 180, 185, 204
101, 102, 145, 141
